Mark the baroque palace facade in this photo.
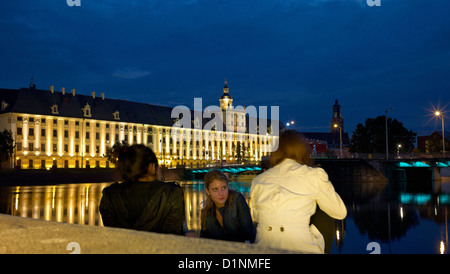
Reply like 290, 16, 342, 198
0, 81, 280, 169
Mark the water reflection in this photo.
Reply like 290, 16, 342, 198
0, 180, 448, 253
332, 180, 449, 254
0, 183, 111, 226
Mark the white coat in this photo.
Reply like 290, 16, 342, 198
250, 158, 347, 253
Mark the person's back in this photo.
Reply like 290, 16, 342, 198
100, 180, 184, 234
251, 158, 346, 253
99, 144, 185, 235
250, 130, 346, 253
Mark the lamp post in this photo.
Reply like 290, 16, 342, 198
435, 111, 446, 157
334, 124, 343, 158
385, 107, 394, 161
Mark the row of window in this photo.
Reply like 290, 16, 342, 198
16, 116, 267, 137
16, 125, 272, 146
16, 142, 101, 154
15, 141, 239, 158
17, 118, 143, 131
17, 127, 115, 140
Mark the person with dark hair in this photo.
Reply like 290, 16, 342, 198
251, 130, 347, 253
99, 144, 185, 235
200, 169, 255, 243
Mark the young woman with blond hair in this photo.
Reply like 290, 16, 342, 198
201, 169, 255, 243
251, 130, 347, 253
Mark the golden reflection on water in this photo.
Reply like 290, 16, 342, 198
1, 181, 251, 232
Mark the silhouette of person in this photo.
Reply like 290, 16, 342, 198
99, 144, 185, 235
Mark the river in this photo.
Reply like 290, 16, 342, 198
0, 179, 449, 254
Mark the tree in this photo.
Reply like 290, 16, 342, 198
104, 140, 129, 164
0, 129, 15, 167
349, 116, 416, 155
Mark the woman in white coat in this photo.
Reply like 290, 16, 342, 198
250, 130, 347, 253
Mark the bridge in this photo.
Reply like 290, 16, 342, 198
185, 157, 450, 178
182, 157, 450, 188
345, 157, 450, 193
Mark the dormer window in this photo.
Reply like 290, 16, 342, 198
1, 100, 8, 111
51, 104, 59, 114
82, 103, 91, 117
113, 110, 120, 120
172, 118, 180, 126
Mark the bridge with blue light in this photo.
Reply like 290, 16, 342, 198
188, 165, 262, 175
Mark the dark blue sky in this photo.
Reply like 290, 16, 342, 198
1, 0, 449, 137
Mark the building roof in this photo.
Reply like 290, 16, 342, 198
0, 87, 283, 135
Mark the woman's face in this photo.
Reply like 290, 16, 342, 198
206, 179, 229, 207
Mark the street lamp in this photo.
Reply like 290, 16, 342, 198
435, 111, 446, 157
385, 107, 394, 161
333, 123, 343, 158
286, 120, 295, 128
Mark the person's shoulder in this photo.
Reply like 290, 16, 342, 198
102, 182, 121, 193
306, 166, 330, 182
155, 180, 183, 192
234, 190, 245, 199
158, 180, 181, 187
288, 162, 329, 181
229, 190, 246, 203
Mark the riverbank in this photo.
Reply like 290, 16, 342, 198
0, 213, 291, 254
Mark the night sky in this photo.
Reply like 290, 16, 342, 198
1, 0, 450, 137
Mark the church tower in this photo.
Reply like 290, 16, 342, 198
218, 79, 246, 133
330, 99, 344, 133
220, 79, 233, 111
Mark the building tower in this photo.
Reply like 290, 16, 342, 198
218, 79, 246, 133
330, 99, 344, 133
219, 79, 233, 111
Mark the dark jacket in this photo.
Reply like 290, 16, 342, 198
99, 180, 185, 235
201, 191, 255, 243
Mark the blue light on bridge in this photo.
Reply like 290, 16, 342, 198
439, 194, 449, 204
436, 162, 448, 167
397, 161, 431, 168
411, 161, 430, 167
190, 166, 261, 174
398, 162, 412, 167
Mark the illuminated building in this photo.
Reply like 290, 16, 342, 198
0, 81, 280, 169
